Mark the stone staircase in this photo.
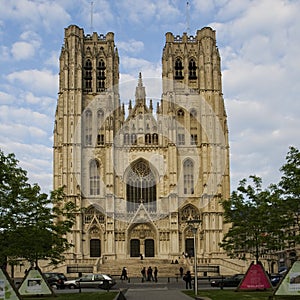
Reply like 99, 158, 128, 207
35, 255, 246, 280
97, 258, 188, 278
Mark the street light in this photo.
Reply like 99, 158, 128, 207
187, 218, 201, 296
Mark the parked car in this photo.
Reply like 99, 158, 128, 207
270, 274, 283, 286
210, 274, 244, 287
64, 274, 116, 290
44, 272, 67, 289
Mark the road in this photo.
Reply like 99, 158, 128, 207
55, 277, 223, 294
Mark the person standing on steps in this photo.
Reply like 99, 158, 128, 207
179, 266, 184, 277
154, 267, 158, 282
147, 266, 154, 281
141, 267, 146, 282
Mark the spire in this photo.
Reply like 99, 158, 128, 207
135, 72, 146, 105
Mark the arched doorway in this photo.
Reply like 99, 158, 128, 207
145, 239, 154, 257
126, 159, 157, 212
90, 239, 101, 257
130, 239, 140, 257
185, 238, 194, 257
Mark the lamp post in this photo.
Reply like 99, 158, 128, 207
187, 218, 201, 296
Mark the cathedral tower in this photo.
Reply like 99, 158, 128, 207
53, 25, 234, 275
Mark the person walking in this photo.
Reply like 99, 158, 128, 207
183, 270, 192, 289
179, 266, 184, 277
120, 267, 128, 280
154, 267, 158, 282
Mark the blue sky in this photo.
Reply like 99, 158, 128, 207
0, 0, 299, 194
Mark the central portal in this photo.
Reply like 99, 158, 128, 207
129, 223, 155, 258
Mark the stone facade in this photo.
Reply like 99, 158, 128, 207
53, 25, 232, 272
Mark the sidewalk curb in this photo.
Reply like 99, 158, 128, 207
114, 288, 128, 300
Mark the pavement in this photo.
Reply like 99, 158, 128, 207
121, 287, 192, 299
113, 278, 212, 300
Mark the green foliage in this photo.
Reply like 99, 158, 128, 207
0, 149, 77, 267
220, 146, 300, 263
278, 147, 300, 246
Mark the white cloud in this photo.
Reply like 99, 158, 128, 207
0, 46, 10, 61
7, 69, 58, 96
0, 0, 71, 32
0, 92, 16, 105
11, 41, 36, 60
0, 105, 52, 129
118, 39, 144, 54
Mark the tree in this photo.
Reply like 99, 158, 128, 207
277, 146, 300, 250
0, 149, 77, 269
220, 175, 289, 263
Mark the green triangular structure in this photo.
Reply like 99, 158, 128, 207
0, 268, 21, 300
18, 266, 55, 297
274, 260, 300, 296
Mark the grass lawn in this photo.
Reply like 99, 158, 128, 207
26, 291, 118, 300
183, 289, 300, 300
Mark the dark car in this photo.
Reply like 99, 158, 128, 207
64, 273, 116, 290
270, 274, 283, 286
210, 274, 244, 287
44, 272, 67, 289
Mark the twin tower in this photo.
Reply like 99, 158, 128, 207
53, 24, 232, 273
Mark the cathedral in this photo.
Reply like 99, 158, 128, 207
53, 24, 235, 274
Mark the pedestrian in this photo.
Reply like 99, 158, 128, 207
179, 266, 184, 277
120, 267, 128, 280
154, 267, 158, 282
183, 270, 192, 289
147, 266, 154, 281
141, 267, 146, 282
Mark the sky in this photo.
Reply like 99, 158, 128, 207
0, 0, 299, 194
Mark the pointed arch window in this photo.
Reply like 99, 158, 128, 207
97, 109, 104, 129
152, 133, 158, 145
124, 133, 130, 145
131, 133, 137, 145
90, 160, 100, 195
84, 59, 92, 92
126, 160, 156, 212
175, 58, 184, 80
190, 109, 198, 145
183, 159, 194, 194
145, 133, 152, 145
97, 109, 105, 145
85, 110, 92, 146
189, 58, 197, 79
97, 59, 106, 92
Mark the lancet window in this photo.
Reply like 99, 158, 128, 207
183, 159, 194, 194
189, 58, 197, 79
97, 59, 106, 92
90, 159, 100, 196
84, 110, 92, 146
175, 58, 184, 79
84, 59, 92, 92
